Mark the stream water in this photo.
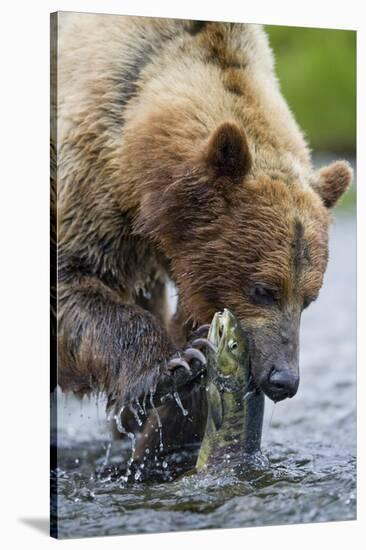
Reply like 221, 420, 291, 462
51, 213, 356, 539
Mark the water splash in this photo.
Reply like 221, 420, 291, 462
127, 432, 136, 462
106, 408, 114, 423
126, 432, 136, 475
102, 442, 111, 469
129, 403, 142, 427
113, 407, 126, 434
135, 398, 145, 418
110, 406, 139, 484
142, 392, 148, 415
173, 391, 188, 416
149, 391, 163, 452
118, 431, 137, 485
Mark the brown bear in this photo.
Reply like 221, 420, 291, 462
52, 14, 351, 461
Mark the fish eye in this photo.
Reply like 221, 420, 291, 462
228, 340, 238, 352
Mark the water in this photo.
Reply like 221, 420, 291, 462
51, 214, 356, 538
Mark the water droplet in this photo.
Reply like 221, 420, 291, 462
102, 442, 111, 468
150, 391, 163, 452
135, 398, 145, 417
127, 432, 136, 453
114, 407, 126, 434
142, 392, 148, 415
129, 403, 142, 426
162, 460, 168, 469
74, 458, 79, 465
173, 391, 188, 416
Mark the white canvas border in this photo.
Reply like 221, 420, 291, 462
0, 0, 364, 548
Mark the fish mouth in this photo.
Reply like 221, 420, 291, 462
207, 308, 234, 352
207, 311, 222, 352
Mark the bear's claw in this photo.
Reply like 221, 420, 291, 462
193, 324, 210, 338
191, 338, 217, 353
163, 324, 214, 395
183, 347, 207, 365
167, 337, 209, 375
156, 334, 211, 402
167, 357, 192, 374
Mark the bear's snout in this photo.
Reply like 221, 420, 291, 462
244, 313, 301, 402
261, 364, 299, 402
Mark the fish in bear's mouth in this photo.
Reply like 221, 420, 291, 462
207, 309, 258, 395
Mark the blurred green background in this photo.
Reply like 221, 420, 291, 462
265, 25, 356, 211
266, 25, 356, 153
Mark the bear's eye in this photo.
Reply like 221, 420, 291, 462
249, 283, 278, 306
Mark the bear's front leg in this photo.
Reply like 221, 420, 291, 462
57, 277, 209, 414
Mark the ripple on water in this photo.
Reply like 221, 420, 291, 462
53, 432, 356, 538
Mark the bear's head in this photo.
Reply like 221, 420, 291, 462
136, 121, 352, 402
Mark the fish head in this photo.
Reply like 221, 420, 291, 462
207, 308, 249, 391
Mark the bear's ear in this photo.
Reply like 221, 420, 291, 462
313, 160, 353, 208
205, 122, 251, 180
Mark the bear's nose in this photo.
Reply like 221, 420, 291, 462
267, 366, 299, 401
